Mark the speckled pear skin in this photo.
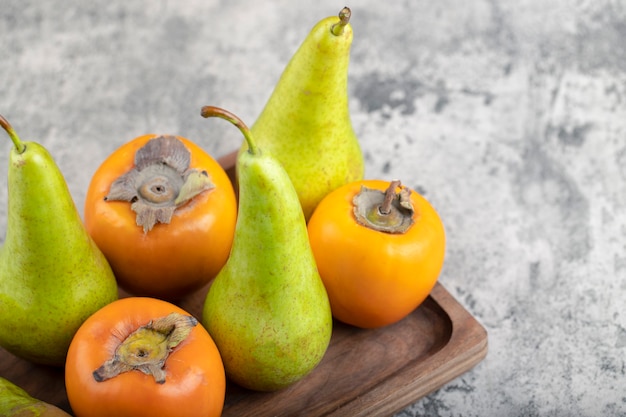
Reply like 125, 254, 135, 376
0, 377, 72, 416
241, 10, 364, 221
0, 141, 118, 367
202, 147, 332, 392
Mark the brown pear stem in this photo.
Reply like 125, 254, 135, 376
331, 7, 351, 36
0, 114, 26, 154
200, 105, 259, 155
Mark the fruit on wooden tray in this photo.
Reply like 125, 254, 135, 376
308, 179, 446, 328
0, 114, 118, 367
201, 106, 332, 392
241, 7, 364, 221
84, 134, 237, 300
0, 377, 71, 416
65, 297, 225, 417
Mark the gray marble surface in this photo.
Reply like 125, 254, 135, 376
1, 1, 625, 416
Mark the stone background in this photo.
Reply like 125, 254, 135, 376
1, 1, 625, 416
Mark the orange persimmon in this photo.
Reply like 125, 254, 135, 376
65, 297, 225, 417
84, 134, 237, 300
307, 179, 446, 328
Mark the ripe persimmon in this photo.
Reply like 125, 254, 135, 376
307, 179, 446, 328
65, 297, 225, 417
84, 134, 237, 300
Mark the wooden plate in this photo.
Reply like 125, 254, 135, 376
0, 152, 488, 416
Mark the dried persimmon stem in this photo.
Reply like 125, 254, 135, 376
353, 182, 415, 234
379, 180, 402, 215
104, 135, 214, 232
92, 313, 197, 384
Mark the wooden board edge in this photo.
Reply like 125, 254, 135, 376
327, 283, 489, 416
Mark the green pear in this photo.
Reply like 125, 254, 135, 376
0, 115, 118, 366
0, 377, 71, 416
201, 106, 332, 392
241, 7, 364, 221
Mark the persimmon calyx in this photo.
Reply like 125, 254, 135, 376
92, 313, 198, 384
353, 180, 415, 234
105, 135, 215, 232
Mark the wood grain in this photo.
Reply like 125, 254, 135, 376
0, 152, 488, 416
0, 283, 487, 416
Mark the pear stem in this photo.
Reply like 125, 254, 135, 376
331, 7, 351, 36
0, 114, 26, 154
200, 105, 259, 155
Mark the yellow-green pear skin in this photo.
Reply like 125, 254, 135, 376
242, 7, 364, 221
0, 116, 118, 367
0, 377, 72, 416
201, 107, 332, 392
